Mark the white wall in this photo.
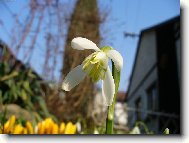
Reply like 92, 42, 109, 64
128, 30, 157, 96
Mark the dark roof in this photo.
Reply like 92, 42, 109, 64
141, 16, 180, 34
126, 15, 180, 101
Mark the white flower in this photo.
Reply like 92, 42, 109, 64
62, 37, 123, 106
94, 129, 99, 134
76, 122, 81, 132
129, 126, 141, 134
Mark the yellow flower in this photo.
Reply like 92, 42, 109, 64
1, 116, 77, 134
44, 118, 53, 134
37, 122, 45, 134
23, 128, 28, 134
13, 124, 24, 134
36, 118, 61, 134
3, 115, 16, 134
59, 122, 65, 134
52, 123, 59, 134
64, 122, 76, 134
26, 121, 34, 134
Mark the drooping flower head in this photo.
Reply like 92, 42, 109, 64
62, 37, 123, 106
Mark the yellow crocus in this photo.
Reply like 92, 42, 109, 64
13, 124, 24, 134
26, 121, 34, 134
52, 123, 59, 134
64, 122, 76, 134
59, 122, 65, 134
37, 122, 45, 134
23, 128, 28, 134
44, 118, 53, 134
3, 115, 16, 134
1, 116, 78, 134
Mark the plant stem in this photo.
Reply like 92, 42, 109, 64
105, 61, 120, 134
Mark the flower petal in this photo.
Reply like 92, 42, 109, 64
62, 65, 86, 91
107, 50, 123, 71
102, 66, 115, 106
71, 37, 100, 51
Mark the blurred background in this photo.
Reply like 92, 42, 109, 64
0, 0, 180, 134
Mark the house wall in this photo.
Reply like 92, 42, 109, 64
128, 30, 157, 97
127, 30, 159, 132
128, 67, 158, 131
127, 17, 180, 134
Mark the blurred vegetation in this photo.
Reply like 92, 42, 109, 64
0, 46, 56, 123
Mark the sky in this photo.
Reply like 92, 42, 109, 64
98, 0, 180, 91
0, 0, 180, 92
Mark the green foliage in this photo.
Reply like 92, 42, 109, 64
0, 56, 53, 122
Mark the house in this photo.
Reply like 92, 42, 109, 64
127, 16, 180, 134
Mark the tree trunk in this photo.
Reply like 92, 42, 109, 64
61, 0, 100, 132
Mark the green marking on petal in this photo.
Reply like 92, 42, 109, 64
82, 50, 109, 82
101, 46, 114, 53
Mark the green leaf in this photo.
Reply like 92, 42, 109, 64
23, 81, 33, 95
20, 89, 27, 101
35, 96, 50, 117
0, 90, 3, 105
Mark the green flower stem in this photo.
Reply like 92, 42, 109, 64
105, 61, 120, 134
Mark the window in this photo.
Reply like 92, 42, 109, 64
147, 83, 158, 111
